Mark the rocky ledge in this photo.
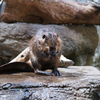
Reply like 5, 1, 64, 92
0, 66, 100, 100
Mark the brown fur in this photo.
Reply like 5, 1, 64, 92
29, 28, 62, 76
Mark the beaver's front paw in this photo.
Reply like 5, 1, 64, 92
52, 69, 61, 76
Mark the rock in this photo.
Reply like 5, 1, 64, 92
59, 55, 74, 67
1, 0, 100, 24
0, 0, 5, 16
0, 66, 100, 99
2, 83, 12, 89
0, 22, 98, 66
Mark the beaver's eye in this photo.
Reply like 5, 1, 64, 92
42, 35, 46, 39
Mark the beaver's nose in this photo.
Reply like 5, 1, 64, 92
50, 47, 56, 55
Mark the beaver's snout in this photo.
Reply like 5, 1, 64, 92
50, 47, 56, 55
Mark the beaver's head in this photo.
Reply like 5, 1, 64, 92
38, 32, 62, 60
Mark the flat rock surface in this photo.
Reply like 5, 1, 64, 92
0, 66, 100, 100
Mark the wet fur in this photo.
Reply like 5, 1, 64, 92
29, 28, 62, 76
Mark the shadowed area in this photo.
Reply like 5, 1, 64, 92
0, 62, 34, 74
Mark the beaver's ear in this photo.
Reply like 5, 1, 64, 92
42, 35, 46, 39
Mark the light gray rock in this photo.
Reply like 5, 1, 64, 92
0, 0, 5, 16
0, 22, 98, 66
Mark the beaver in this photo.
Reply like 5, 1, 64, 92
0, 28, 62, 76
29, 28, 62, 76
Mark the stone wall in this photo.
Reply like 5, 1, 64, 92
0, 23, 98, 66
